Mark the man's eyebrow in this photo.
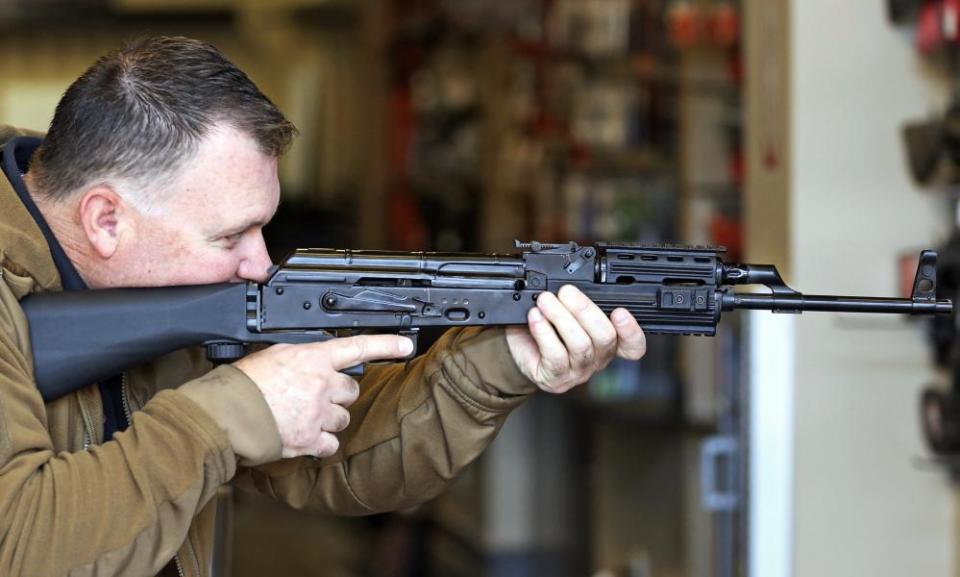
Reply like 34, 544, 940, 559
220, 218, 270, 236
218, 201, 280, 236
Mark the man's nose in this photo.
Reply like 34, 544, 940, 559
237, 231, 273, 283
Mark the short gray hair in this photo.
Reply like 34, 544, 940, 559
29, 36, 297, 205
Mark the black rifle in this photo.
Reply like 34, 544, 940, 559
22, 241, 953, 402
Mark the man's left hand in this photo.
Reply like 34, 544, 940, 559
505, 285, 647, 394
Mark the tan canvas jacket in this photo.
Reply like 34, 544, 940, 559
0, 126, 538, 576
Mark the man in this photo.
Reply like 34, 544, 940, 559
0, 37, 645, 576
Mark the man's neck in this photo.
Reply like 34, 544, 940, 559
22, 173, 98, 287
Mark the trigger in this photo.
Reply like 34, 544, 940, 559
342, 364, 364, 377
399, 328, 419, 362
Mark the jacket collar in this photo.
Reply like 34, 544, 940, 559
0, 130, 62, 292
2, 137, 86, 291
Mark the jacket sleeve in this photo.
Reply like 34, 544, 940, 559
0, 275, 278, 576
233, 326, 538, 515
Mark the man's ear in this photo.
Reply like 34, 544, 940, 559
78, 186, 128, 259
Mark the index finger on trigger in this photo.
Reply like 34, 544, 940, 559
325, 334, 415, 370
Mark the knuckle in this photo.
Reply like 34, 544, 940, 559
343, 338, 365, 361
597, 326, 618, 350
559, 285, 589, 311
325, 337, 358, 363
542, 377, 575, 394
569, 340, 594, 363
317, 432, 340, 457
344, 378, 361, 403
287, 347, 315, 370
537, 372, 562, 392
325, 408, 351, 433
542, 355, 569, 377
537, 291, 558, 310
542, 345, 566, 365
530, 313, 553, 336
557, 383, 576, 394
355, 336, 371, 357
567, 334, 594, 360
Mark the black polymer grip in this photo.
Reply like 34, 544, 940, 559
22, 283, 250, 401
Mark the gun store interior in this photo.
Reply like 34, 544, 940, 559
1, 1, 960, 576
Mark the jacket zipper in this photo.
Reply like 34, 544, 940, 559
80, 401, 95, 451
120, 373, 133, 426
174, 555, 185, 577
186, 535, 202, 576
173, 534, 201, 577
81, 374, 129, 451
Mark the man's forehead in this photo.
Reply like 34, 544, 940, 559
166, 125, 282, 232
213, 190, 280, 232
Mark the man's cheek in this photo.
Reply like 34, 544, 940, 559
214, 260, 243, 283
184, 257, 239, 284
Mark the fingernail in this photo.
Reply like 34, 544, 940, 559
399, 338, 414, 355
614, 310, 631, 325
529, 308, 543, 323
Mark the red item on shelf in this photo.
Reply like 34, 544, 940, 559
729, 147, 744, 187
388, 186, 428, 250
710, 214, 742, 262
668, 1, 701, 49
708, 3, 740, 47
669, 1, 740, 49
899, 252, 921, 299
918, 0, 960, 55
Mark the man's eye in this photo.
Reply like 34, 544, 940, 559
222, 233, 244, 245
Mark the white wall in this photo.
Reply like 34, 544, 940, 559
789, 1, 955, 576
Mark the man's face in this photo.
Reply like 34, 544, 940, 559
117, 124, 279, 287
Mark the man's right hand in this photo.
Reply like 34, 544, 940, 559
232, 335, 414, 459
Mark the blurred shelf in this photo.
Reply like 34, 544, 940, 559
567, 146, 673, 175
511, 40, 739, 94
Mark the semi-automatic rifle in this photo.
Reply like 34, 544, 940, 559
22, 241, 953, 402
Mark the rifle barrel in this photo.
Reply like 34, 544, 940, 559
722, 292, 954, 315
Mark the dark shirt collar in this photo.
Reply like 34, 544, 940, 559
1, 136, 88, 291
